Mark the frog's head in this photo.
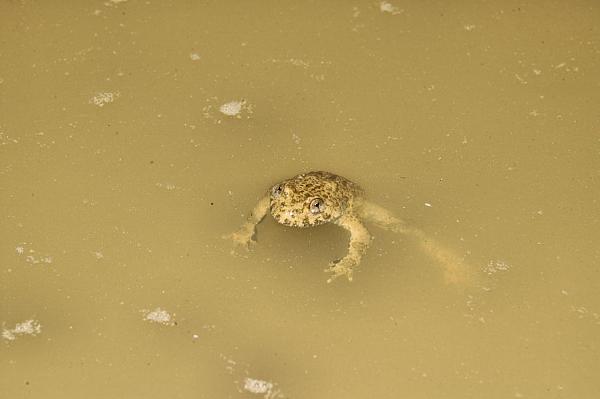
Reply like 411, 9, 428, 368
269, 174, 343, 228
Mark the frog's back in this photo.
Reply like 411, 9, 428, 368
306, 171, 363, 204
289, 171, 363, 205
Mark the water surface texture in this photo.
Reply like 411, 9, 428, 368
1, 1, 599, 398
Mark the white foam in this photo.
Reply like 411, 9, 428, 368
2, 320, 42, 341
219, 100, 245, 116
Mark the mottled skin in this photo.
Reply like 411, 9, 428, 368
226, 171, 410, 282
269, 172, 359, 228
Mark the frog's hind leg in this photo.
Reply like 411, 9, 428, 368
326, 215, 372, 283
358, 201, 412, 234
415, 233, 474, 285
359, 201, 472, 285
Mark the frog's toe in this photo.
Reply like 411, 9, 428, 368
223, 231, 255, 251
325, 262, 354, 283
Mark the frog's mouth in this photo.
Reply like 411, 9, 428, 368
270, 206, 330, 228
270, 205, 299, 227
269, 201, 312, 228
274, 215, 297, 227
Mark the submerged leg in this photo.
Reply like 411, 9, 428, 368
358, 201, 412, 234
224, 194, 270, 248
413, 231, 473, 284
326, 215, 372, 283
359, 200, 472, 284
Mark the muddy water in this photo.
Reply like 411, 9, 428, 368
1, 1, 599, 398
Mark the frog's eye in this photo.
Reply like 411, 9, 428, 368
309, 198, 325, 214
272, 185, 283, 198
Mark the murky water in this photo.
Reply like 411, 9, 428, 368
1, 1, 599, 398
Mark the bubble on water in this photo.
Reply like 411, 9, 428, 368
202, 97, 253, 122
483, 260, 511, 275
243, 377, 283, 397
219, 100, 246, 116
2, 320, 42, 341
143, 308, 174, 326
379, 1, 403, 15
89, 92, 119, 107
244, 378, 273, 394
155, 182, 179, 191
15, 243, 53, 265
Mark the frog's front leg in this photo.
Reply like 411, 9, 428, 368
326, 215, 372, 283
224, 194, 270, 248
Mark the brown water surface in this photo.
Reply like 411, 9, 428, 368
1, 1, 599, 398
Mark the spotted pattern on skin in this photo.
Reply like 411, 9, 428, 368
269, 171, 362, 228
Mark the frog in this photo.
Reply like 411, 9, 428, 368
226, 171, 411, 282
225, 171, 471, 284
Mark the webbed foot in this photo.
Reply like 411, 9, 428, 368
222, 227, 256, 254
325, 258, 357, 283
